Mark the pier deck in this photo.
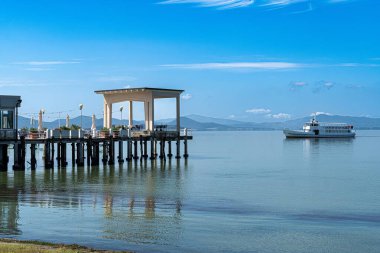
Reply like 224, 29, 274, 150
0, 131, 192, 171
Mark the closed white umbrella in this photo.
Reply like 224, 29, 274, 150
38, 110, 43, 131
30, 115, 35, 128
91, 114, 96, 130
66, 114, 70, 128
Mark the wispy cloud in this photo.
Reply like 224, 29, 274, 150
289, 81, 308, 91
158, 0, 254, 9
0, 79, 47, 88
96, 76, 137, 83
162, 62, 305, 70
13, 61, 81, 66
313, 80, 335, 93
266, 113, 291, 119
158, 0, 356, 10
24, 68, 53, 71
181, 93, 193, 100
246, 108, 271, 114
310, 112, 333, 116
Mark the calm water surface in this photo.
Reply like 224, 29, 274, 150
1, 131, 380, 252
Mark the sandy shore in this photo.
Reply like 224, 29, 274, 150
0, 239, 132, 253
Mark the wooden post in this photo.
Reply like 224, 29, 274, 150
71, 142, 75, 166
133, 140, 139, 160
77, 142, 84, 166
108, 136, 115, 165
159, 140, 164, 159
184, 136, 189, 159
61, 143, 68, 167
0, 144, 9, 171
143, 139, 148, 159
126, 140, 132, 162
139, 136, 143, 161
30, 144, 36, 170
13, 137, 26, 171
175, 133, 181, 159
118, 140, 124, 163
150, 139, 155, 160
57, 141, 61, 167
44, 140, 52, 169
51, 139, 55, 168
92, 142, 100, 166
102, 141, 108, 164
167, 141, 173, 158
154, 140, 158, 159
87, 137, 92, 166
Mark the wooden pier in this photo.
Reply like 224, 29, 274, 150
0, 132, 192, 171
0, 87, 193, 171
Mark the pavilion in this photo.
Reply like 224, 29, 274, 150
95, 87, 183, 132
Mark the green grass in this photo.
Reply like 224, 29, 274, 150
0, 239, 132, 253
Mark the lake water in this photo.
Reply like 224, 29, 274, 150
1, 131, 380, 253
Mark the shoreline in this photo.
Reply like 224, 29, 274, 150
0, 238, 132, 253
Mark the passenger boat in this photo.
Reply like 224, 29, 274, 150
283, 118, 355, 138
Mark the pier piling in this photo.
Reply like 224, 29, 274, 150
0, 144, 9, 171
30, 144, 37, 170
133, 141, 139, 160
168, 141, 172, 159
108, 136, 115, 165
118, 140, 124, 163
102, 142, 108, 164
76, 142, 84, 166
71, 143, 76, 166
175, 136, 181, 159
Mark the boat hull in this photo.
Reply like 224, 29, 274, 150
283, 129, 356, 138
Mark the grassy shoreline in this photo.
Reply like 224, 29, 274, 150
0, 238, 132, 253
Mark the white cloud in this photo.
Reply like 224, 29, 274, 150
159, 0, 254, 9
162, 61, 379, 71
162, 62, 304, 70
292, 81, 307, 87
14, 61, 81, 66
181, 93, 193, 100
246, 108, 271, 114
268, 113, 291, 119
24, 68, 53, 71
310, 112, 333, 116
323, 81, 334, 89
158, 0, 355, 10
96, 76, 137, 83
313, 80, 335, 93
0, 79, 47, 88
290, 81, 308, 91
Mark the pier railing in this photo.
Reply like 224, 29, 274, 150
13, 128, 193, 141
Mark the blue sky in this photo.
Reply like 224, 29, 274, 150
0, 0, 379, 122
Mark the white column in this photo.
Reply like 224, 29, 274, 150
149, 98, 155, 131
103, 100, 108, 128
144, 101, 149, 131
107, 103, 112, 129
128, 101, 133, 128
176, 95, 180, 133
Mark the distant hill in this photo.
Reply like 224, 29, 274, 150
18, 114, 380, 131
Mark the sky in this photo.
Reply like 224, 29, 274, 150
0, 0, 379, 122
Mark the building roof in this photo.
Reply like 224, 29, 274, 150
94, 87, 184, 95
0, 95, 22, 108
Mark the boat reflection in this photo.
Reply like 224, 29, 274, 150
283, 137, 354, 160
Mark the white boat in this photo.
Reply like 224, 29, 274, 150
284, 118, 355, 138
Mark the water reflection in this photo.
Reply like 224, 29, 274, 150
283, 138, 354, 160
0, 160, 188, 245
0, 172, 21, 235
